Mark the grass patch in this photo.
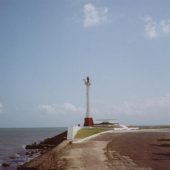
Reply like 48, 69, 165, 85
75, 127, 109, 139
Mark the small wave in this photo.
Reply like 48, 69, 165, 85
9, 153, 20, 160
15, 154, 20, 158
22, 145, 26, 149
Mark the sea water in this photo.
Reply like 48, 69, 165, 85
0, 127, 67, 170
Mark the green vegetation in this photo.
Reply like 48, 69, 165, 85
75, 127, 110, 139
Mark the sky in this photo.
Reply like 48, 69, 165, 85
1, 0, 170, 127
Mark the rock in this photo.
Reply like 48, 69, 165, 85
26, 152, 29, 155
9, 156, 16, 159
2, 162, 10, 167
17, 167, 38, 170
31, 151, 34, 154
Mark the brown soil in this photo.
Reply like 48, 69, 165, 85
94, 131, 170, 170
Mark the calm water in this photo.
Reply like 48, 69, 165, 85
0, 127, 67, 170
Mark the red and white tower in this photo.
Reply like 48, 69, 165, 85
83, 76, 94, 126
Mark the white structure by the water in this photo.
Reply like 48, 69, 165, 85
67, 125, 82, 140
114, 124, 139, 131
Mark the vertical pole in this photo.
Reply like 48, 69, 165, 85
84, 76, 93, 126
86, 84, 90, 118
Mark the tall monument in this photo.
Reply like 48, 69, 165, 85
83, 76, 94, 126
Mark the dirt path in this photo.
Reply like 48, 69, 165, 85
57, 141, 109, 170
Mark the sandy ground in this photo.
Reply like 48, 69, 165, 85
21, 129, 170, 170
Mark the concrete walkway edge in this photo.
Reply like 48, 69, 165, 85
73, 130, 113, 143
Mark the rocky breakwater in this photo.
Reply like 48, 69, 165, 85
17, 130, 68, 170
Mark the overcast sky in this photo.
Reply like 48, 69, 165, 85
1, 0, 170, 127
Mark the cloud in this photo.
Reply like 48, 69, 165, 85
0, 103, 3, 112
144, 17, 158, 39
63, 103, 78, 112
144, 16, 170, 39
38, 103, 84, 115
160, 19, 170, 33
83, 3, 108, 28
91, 94, 170, 124
117, 95, 170, 116
37, 95, 170, 125
38, 104, 56, 114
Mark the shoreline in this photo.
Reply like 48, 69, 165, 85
18, 140, 70, 170
0, 130, 67, 170
17, 131, 68, 170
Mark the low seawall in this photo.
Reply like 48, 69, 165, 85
17, 141, 70, 170
25, 130, 67, 150
17, 125, 82, 170
17, 130, 68, 170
